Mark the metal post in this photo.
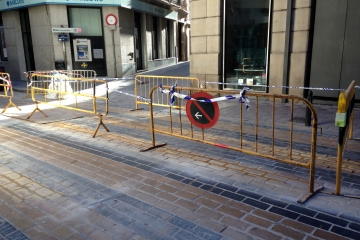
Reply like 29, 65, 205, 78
62, 41, 67, 70
111, 29, 117, 78
305, 90, 313, 126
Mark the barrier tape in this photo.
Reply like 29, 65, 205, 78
159, 84, 250, 109
0, 77, 11, 90
203, 81, 360, 91
113, 90, 151, 103
0, 77, 11, 86
24, 71, 84, 79
95, 78, 135, 81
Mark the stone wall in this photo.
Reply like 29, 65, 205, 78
1, 10, 25, 80
190, 0, 222, 89
269, 0, 313, 96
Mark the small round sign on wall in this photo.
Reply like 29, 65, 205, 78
186, 92, 220, 129
105, 14, 118, 26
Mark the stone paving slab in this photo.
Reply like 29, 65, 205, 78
0, 113, 360, 239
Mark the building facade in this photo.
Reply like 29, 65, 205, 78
190, 0, 359, 99
0, 0, 190, 80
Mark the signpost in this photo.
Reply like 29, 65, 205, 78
105, 14, 118, 77
186, 92, 220, 129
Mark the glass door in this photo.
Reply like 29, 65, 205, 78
224, 0, 270, 91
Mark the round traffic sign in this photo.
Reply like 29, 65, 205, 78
105, 14, 118, 26
186, 92, 219, 129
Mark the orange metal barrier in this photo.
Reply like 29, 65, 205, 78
335, 80, 356, 196
0, 72, 21, 113
27, 73, 108, 137
142, 86, 323, 203
134, 75, 200, 110
24, 70, 97, 97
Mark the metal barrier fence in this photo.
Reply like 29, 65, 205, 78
0, 72, 21, 113
27, 73, 108, 138
134, 75, 200, 110
142, 86, 322, 203
24, 70, 97, 97
335, 80, 356, 196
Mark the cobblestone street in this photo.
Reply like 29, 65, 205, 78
1, 62, 360, 239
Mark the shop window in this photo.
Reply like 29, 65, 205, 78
224, 0, 270, 91
68, 8, 102, 36
0, 13, 7, 61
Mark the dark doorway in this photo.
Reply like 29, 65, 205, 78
134, 12, 143, 71
178, 22, 183, 62
166, 20, 171, 58
19, 9, 35, 71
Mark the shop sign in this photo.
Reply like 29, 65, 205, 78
0, 0, 178, 21
6, 0, 25, 7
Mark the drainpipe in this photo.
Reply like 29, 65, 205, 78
222, 0, 226, 89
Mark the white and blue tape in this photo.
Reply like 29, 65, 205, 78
159, 84, 250, 109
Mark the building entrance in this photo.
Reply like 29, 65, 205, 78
68, 7, 107, 76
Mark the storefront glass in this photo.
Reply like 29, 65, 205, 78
224, 0, 270, 91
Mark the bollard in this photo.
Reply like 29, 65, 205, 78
305, 90, 313, 126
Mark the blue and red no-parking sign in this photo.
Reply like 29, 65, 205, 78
186, 92, 220, 129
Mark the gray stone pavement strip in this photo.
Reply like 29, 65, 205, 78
0, 63, 359, 239
0, 116, 359, 239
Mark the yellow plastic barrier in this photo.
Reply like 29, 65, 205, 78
142, 85, 323, 203
27, 73, 108, 138
335, 80, 356, 195
0, 72, 21, 113
134, 75, 200, 110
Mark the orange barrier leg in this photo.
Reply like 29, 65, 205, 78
26, 101, 47, 119
2, 98, 21, 113
93, 114, 110, 138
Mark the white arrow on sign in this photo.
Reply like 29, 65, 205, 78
195, 112, 202, 119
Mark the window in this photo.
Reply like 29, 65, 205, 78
224, 0, 270, 91
68, 8, 102, 36
0, 13, 7, 61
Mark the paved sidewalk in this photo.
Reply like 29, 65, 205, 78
0, 63, 359, 240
